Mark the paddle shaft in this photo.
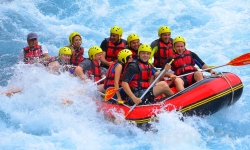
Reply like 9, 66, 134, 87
175, 64, 227, 79
93, 76, 106, 85
125, 68, 167, 117
98, 91, 117, 101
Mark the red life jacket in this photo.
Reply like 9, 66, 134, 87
87, 60, 102, 83
153, 39, 174, 68
104, 62, 127, 89
171, 50, 197, 76
128, 47, 138, 60
105, 38, 126, 62
23, 45, 43, 63
128, 60, 152, 89
71, 47, 84, 66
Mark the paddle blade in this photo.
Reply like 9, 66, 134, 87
227, 53, 250, 66
104, 87, 118, 101
1, 90, 22, 97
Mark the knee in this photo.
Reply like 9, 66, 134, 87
74, 66, 83, 73
159, 81, 170, 89
174, 78, 182, 84
195, 72, 203, 79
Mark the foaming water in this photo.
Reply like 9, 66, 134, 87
1, 0, 250, 149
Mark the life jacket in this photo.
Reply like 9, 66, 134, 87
104, 62, 128, 89
105, 38, 126, 62
87, 60, 102, 84
62, 65, 76, 74
153, 39, 174, 68
128, 60, 152, 90
71, 46, 84, 66
128, 47, 138, 60
171, 50, 197, 76
23, 45, 43, 63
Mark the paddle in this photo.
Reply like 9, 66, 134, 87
0, 90, 22, 97
175, 52, 250, 78
104, 87, 118, 101
61, 77, 107, 105
98, 91, 124, 104
124, 59, 174, 118
93, 76, 106, 85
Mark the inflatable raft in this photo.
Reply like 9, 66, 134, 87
97, 72, 243, 124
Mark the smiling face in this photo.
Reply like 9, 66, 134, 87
72, 35, 82, 48
174, 42, 185, 54
110, 33, 120, 43
129, 39, 140, 50
160, 32, 171, 43
139, 51, 151, 62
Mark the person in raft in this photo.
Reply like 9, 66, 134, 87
104, 49, 134, 101
162, 36, 217, 92
74, 46, 106, 93
122, 44, 175, 106
126, 33, 141, 60
99, 26, 127, 74
66, 32, 85, 66
149, 26, 174, 67
47, 47, 75, 74
20, 32, 50, 64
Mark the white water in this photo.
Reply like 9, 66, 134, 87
1, 0, 250, 149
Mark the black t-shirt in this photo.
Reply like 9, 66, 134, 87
122, 59, 157, 83
79, 58, 93, 72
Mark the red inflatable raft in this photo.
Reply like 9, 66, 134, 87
97, 72, 243, 124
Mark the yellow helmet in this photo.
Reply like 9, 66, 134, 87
127, 33, 140, 46
173, 36, 186, 52
158, 26, 171, 37
110, 26, 123, 37
173, 36, 186, 45
117, 49, 132, 64
138, 44, 152, 55
88, 46, 103, 60
59, 47, 72, 56
69, 32, 81, 43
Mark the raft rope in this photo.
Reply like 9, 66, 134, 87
165, 72, 235, 106
219, 72, 234, 105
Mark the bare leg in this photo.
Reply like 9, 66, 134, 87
98, 84, 105, 93
174, 78, 185, 92
194, 71, 204, 82
153, 81, 174, 97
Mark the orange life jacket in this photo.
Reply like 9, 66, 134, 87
87, 60, 102, 83
23, 45, 43, 63
71, 47, 84, 66
128, 60, 152, 89
105, 38, 126, 62
171, 50, 197, 75
153, 39, 173, 67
